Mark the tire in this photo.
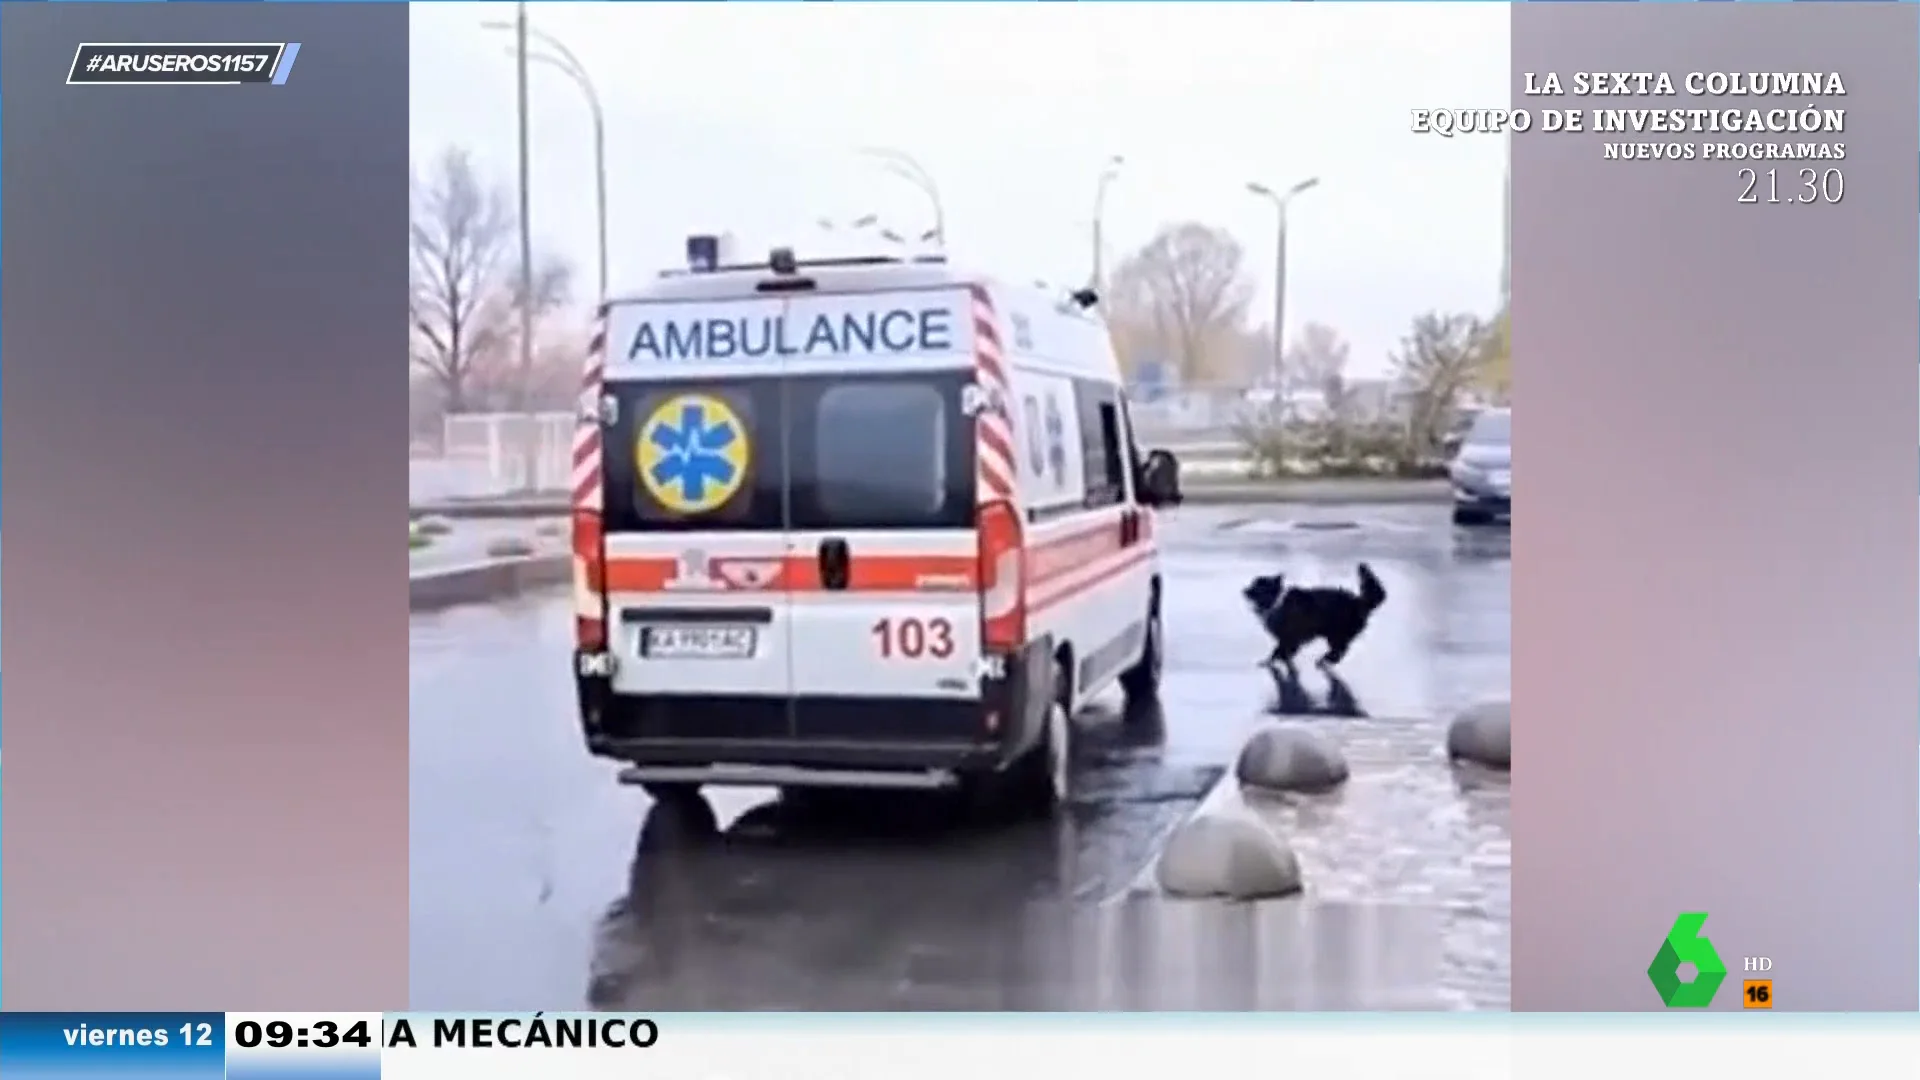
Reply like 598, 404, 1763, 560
635, 785, 719, 849
1452, 506, 1490, 527
1008, 685, 1074, 819
1118, 601, 1164, 707
641, 781, 703, 803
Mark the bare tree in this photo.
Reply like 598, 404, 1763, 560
1103, 311, 1160, 384
1232, 325, 1275, 389
1475, 305, 1511, 404
409, 146, 574, 416
1105, 223, 1254, 384
1391, 311, 1490, 455
410, 148, 510, 415
469, 322, 590, 413
1284, 322, 1352, 401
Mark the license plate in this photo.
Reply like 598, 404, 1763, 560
1488, 470, 1511, 489
640, 626, 757, 659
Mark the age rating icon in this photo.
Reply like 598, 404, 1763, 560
1648, 912, 1728, 1007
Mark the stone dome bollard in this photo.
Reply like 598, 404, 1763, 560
1446, 700, 1510, 770
412, 514, 456, 537
1236, 724, 1350, 794
1155, 813, 1304, 900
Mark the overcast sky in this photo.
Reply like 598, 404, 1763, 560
410, 2, 1509, 378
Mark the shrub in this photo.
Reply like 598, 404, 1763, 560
1232, 415, 1448, 479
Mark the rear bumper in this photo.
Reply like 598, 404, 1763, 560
573, 647, 1055, 785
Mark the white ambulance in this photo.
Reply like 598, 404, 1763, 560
569, 244, 1184, 816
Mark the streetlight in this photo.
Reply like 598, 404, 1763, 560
858, 147, 945, 244
508, 3, 535, 490
1090, 155, 1124, 290
818, 214, 935, 255
876, 227, 940, 246
483, 19, 607, 305
1499, 133, 1511, 306
818, 214, 882, 232
1246, 176, 1321, 387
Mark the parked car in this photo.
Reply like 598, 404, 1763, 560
1448, 406, 1510, 526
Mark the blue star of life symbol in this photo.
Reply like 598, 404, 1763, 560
649, 402, 739, 502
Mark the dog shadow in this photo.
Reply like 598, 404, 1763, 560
1265, 667, 1368, 718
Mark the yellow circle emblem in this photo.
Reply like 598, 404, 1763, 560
637, 393, 751, 514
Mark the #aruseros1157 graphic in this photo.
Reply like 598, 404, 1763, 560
66, 43, 301, 86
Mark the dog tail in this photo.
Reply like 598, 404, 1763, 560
1356, 562, 1387, 612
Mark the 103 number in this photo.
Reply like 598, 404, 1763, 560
1738, 167, 1842, 204
872, 616, 955, 659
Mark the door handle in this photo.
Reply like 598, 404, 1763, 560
818, 537, 851, 591
1120, 509, 1141, 547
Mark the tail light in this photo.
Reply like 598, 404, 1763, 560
572, 509, 607, 652
977, 498, 1025, 653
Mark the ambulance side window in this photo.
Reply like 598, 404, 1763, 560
1074, 380, 1126, 509
1118, 396, 1145, 500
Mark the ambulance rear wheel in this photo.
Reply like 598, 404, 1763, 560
642, 781, 707, 809
1005, 671, 1074, 818
637, 784, 717, 844
1119, 602, 1164, 706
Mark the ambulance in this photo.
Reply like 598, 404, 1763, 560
569, 241, 1183, 816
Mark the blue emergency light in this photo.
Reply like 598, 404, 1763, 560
685, 234, 720, 273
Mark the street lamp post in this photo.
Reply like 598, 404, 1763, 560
859, 147, 945, 244
1499, 133, 1511, 306
820, 214, 935, 252
512, 3, 536, 490
817, 214, 881, 248
484, 19, 607, 304
1090, 155, 1124, 290
818, 214, 882, 233
1246, 176, 1321, 388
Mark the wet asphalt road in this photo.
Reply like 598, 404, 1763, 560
409, 503, 1510, 1010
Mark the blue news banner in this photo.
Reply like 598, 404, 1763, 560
0, 1014, 381, 1080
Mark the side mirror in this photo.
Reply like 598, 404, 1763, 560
1137, 449, 1183, 507
1441, 432, 1465, 457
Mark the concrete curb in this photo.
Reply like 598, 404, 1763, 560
1177, 479, 1448, 506
409, 479, 1452, 519
409, 554, 571, 612
410, 498, 572, 520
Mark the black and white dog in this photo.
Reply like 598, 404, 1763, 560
1243, 564, 1388, 675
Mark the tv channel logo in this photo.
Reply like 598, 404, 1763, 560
1647, 912, 1727, 1007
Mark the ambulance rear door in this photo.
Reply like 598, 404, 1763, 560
779, 288, 985, 740
598, 301, 793, 732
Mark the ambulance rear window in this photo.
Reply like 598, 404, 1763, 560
794, 376, 972, 530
